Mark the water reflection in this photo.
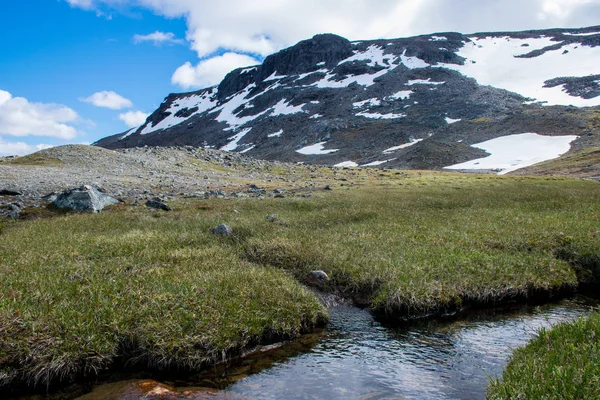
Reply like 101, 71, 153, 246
224, 298, 595, 400
76, 296, 597, 400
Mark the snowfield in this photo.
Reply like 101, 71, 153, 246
296, 142, 339, 155
438, 36, 600, 107
444, 133, 579, 174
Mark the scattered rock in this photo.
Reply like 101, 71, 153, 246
41, 192, 58, 202
145, 200, 172, 211
0, 189, 22, 196
305, 270, 330, 288
211, 224, 233, 237
54, 185, 119, 213
0, 202, 23, 219
266, 214, 278, 222
324, 185, 333, 191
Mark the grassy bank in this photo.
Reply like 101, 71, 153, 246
488, 311, 600, 399
1, 173, 599, 392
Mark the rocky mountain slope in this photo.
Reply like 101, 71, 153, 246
95, 26, 600, 174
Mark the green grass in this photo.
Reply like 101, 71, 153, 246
512, 146, 600, 178
488, 311, 600, 399
0, 173, 599, 391
3, 153, 64, 167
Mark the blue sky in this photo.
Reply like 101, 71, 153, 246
1, 0, 598, 156
0, 0, 198, 154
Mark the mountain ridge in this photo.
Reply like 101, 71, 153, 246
95, 25, 600, 174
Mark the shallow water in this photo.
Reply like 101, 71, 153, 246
76, 296, 597, 400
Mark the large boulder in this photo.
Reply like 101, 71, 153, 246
54, 185, 119, 213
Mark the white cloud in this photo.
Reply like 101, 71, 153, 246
81, 91, 133, 109
67, 0, 600, 60
119, 110, 149, 127
133, 31, 185, 45
0, 90, 80, 140
172, 52, 260, 89
0, 137, 55, 157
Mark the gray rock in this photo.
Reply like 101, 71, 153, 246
305, 270, 330, 288
145, 200, 172, 211
211, 224, 233, 236
54, 185, 119, 213
266, 213, 278, 222
41, 192, 58, 202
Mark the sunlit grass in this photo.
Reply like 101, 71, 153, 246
0, 173, 598, 391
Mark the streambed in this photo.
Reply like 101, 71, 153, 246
74, 295, 597, 400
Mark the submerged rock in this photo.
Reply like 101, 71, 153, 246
54, 185, 119, 213
211, 224, 233, 237
305, 270, 330, 289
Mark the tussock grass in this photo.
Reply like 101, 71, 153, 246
0, 173, 599, 392
488, 311, 600, 399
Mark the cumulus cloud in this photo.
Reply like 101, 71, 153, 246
81, 91, 133, 109
172, 52, 260, 89
119, 110, 149, 127
68, 0, 600, 89
0, 90, 80, 140
133, 31, 185, 45
67, 0, 600, 58
0, 137, 55, 157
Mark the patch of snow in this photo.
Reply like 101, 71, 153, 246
221, 128, 252, 152
407, 78, 445, 86
141, 90, 218, 135
239, 145, 255, 154
362, 158, 396, 166
310, 100, 320, 104
313, 68, 395, 88
430, 36, 447, 41
119, 127, 138, 140
310, 114, 323, 119
264, 71, 287, 82
295, 69, 329, 81
316, 61, 326, 66
383, 139, 424, 154
271, 99, 306, 116
334, 161, 359, 168
356, 112, 406, 119
443, 133, 578, 174
296, 142, 339, 155
268, 129, 283, 138
240, 66, 257, 74
353, 98, 382, 108
339, 45, 397, 68
400, 50, 431, 69
445, 117, 462, 124
389, 90, 413, 100
563, 31, 600, 37
211, 85, 269, 131
437, 35, 600, 106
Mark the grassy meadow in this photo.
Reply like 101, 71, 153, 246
0, 171, 599, 392
488, 311, 600, 399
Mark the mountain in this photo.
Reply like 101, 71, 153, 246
95, 26, 600, 174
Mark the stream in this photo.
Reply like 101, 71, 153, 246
73, 296, 597, 400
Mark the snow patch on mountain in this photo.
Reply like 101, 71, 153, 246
220, 128, 252, 151
444, 133, 578, 174
383, 139, 424, 154
271, 99, 306, 116
438, 36, 600, 106
141, 91, 218, 135
296, 142, 339, 155
356, 112, 406, 119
